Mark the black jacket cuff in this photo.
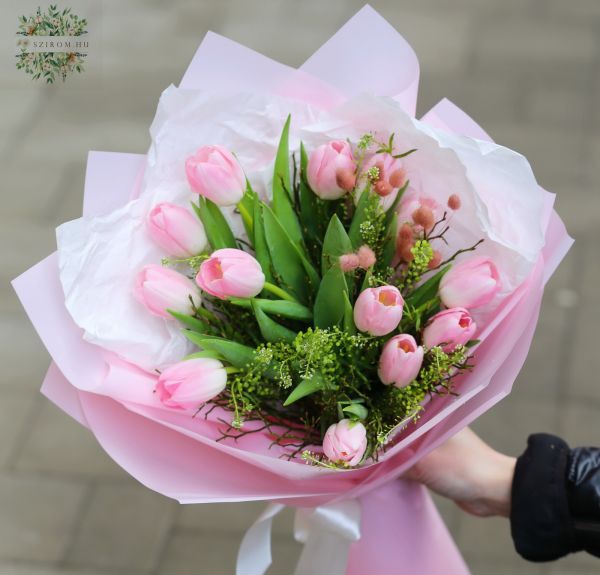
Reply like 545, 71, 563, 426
510, 433, 578, 561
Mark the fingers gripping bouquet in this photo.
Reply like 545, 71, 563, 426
13, 7, 573, 575
139, 123, 495, 470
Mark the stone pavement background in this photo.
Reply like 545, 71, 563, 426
0, 0, 599, 574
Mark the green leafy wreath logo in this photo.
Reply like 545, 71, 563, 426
16, 5, 88, 83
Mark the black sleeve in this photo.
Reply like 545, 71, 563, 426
510, 433, 600, 562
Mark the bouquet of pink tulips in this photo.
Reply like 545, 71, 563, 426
14, 7, 573, 574
136, 122, 498, 468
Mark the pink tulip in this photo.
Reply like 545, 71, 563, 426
147, 202, 207, 258
307, 140, 356, 200
378, 334, 424, 388
361, 153, 407, 210
134, 265, 200, 319
439, 257, 500, 309
422, 308, 477, 352
156, 358, 227, 410
185, 145, 246, 206
196, 248, 265, 299
353, 286, 404, 336
323, 419, 367, 466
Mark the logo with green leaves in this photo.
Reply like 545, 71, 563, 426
16, 5, 88, 83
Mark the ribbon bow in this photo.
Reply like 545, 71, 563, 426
236, 499, 361, 575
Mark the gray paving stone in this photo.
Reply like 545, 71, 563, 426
176, 500, 295, 537
472, 19, 596, 86
0, 389, 37, 467
545, 554, 600, 574
66, 483, 175, 572
0, 312, 52, 388
0, 473, 88, 562
371, 0, 538, 13
0, 156, 68, 222
158, 529, 301, 575
472, 395, 560, 457
554, 184, 600, 235
564, 235, 600, 402
14, 400, 128, 479
466, 554, 545, 575
456, 514, 516, 562
545, 0, 600, 20
561, 399, 600, 447
0, 563, 112, 575
525, 84, 592, 131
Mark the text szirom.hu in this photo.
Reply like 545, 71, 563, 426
17, 36, 90, 53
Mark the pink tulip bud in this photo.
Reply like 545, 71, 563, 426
185, 145, 246, 206
307, 140, 356, 200
357, 245, 376, 269
323, 419, 367, 466
196, 248, 265, 300
423, 308, 477, 352
134, 265, 200, 319
389, 168, 407, 189
335, 168, 357, 192
147, 202, 207, 258
374, 180, 393, 197
361, 153, 405, 210
378, 334, 424, 388
439, 257, 500, 309
156, 358, 227, 410
339, 253, 360, 272
353, 286, 404, 336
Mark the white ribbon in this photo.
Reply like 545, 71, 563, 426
236, 499, 361, 575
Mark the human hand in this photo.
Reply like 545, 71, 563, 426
406, 427, 516, 518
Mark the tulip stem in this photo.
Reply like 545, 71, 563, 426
194, 304, 221, 325
236, 201, 253, 236
262, 282, 298, 303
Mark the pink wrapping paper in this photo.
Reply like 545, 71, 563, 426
12, 6, 573, 574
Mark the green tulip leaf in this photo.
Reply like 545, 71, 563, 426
229, 297, 312, 321
321, 214, 354, 275
183, 332, 255, 368
342, 291, 356, 334
272, 115, 303, 246
283, 372, 327, 406
405, 265, 450, 309
252, 197, 274, 283
342, 403, 368, 420
251, 301, 297, 344
237, 180, 257, 243
348, 186, 372, 248
314, 264, 348, 329
192, 197, 236, 250
262, 204, 320, 304
168, 309, 211, 334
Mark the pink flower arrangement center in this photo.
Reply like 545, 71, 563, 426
378, 289, 399, 306
206, 257, 224, 281
398, 340, 415, 353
